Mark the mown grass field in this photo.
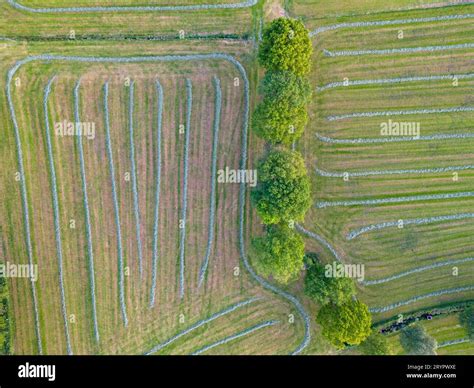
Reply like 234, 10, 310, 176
296, 3, 474, 334
1, 0, 473, 356
0, 0, 262, 38
0, 37, 313, 354
385, 312, 474, 354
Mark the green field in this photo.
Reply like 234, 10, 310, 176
0, 0, 473, 355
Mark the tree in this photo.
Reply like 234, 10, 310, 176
259, 71, 312, 107
400, 324, 437, 355
258, 18, 313, 76
252, 224, 305, 284
304, 260, 355, 306
252, 99, 308, 145
359, 332, 393, 355
459, 306, 474, 340
251, 150, 311, 224
317, 300, 372, 348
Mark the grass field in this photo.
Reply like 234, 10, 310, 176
385, 312, 473, 354
296, 3, 474, 328
0, 37, 314, 354
1, 0, 473, 356
0, 0, 261, 38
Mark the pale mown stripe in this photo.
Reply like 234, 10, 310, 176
295, 224, 341, 261
43, 77, 72, 354
310, 13, 474, 37
178, 79, 192, 299
128, 81, 144, 278
362, 257, 474, 286
316, 132, 474, 144
73, 80, 100, 343
103, 82, 128, 327
198, 76, 222, 287
191, 320, 279, 355
6, 0, 257, 13
317, 191, 474, 208
317, 73, 474, 91
316, 164, 474, 178
438, 338, 471, 348
145, 297, 261, 354
327, 106, 474, 121
369, 286, 474, 313
347, 212, 474, 240
324, 43, 474, 58
149, 81, 163, 309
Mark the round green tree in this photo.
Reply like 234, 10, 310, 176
252, 99, 308, 145
252, 224, 305, 284
251, 150, 311, 224
359, 332, 393, 355
259, 71, 312, 107
317, 300, 372, 348
304, 260, 355, 306
259, 18, 313, 76
399, 324, 437, 355
459, 306, 474, 340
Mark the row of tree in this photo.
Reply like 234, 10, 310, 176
251, 18, 313, 284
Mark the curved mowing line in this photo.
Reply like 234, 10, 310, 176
6, 54, 310, 355
145, 297, 261, 354
178, 79, 192, 300
103, 83, 128, 327
73, 80, 100, 343
6, 0, 257, 13
6, 63, 43, 356
317, 73, 474, 91
316, 132, 474, 144
43, 77, 72, 355
369, 286, 474, 313
149, 81, 163, 309
323, 43, 474, 57
198, 76, 221, 288
316, 165, 474, 178
438, 338, 471, 348
317, 191, 474, 208
128, 81, 144, 278
310, 13, 474, 37
362, 257, 474, 286
327, 106, 474, 121
347, 212, 474, 240
191, 320, 279, 355
295, 224, 341, 261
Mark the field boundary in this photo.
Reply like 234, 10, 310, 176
6, 53, 310, 355
6, 0, 257, 13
